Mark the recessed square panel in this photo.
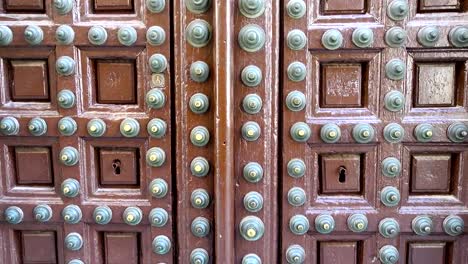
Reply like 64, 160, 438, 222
319, 242, 358, 264
321, 63, 364, 108
321, 0, 367, 14
415, 63, 457, 107
9, 60, 49, 102
96, 60, 136, 104
21, 231, 57, 264
418, 0, 462, 12
99, 148, 139, 187
94, 0, 134, 12
408, 242, 450, 264
411, 154, 453, 194
104, 232, 140, 264
15, 147, 53, 186
320, 154, 362, 194
4, 0, 45, 12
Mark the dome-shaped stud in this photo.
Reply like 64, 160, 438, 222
352, 123, 375, 143
417, 26, 440, 47
287, 29, 307, 50
57, 89, 76, 109
242, 121, 261, 141
243, 94, 263, 114
238, 24, 266, 52
149, 208, 168, 227
88, 26, 107, 45
28, 117, 47, 136
146, 147, 166, 167
385, 27, 407, 48
123, 207, 142, 226
61, 178, 80, 197
240, 216, 265, 241
286, 244, 305, 264
58, 117, 77, 136
53, 0, 73, 14
190, 61, 210, 82
186, 19, 212, 48
191, 157, 210, 177
59, 146, 79, 166
191, 188, 210, 209
387, 0, 408, 21
287, 0, 306, 19
93, 206, 112, 225
147, 26, 166, 46
321, 29, 343, 50
347, 214, 368, 232
447, 122, 468, 143
243, 191, 263, 212
381, 157, 401, 178
147, 118, 167, 138
385, 59, 406, 80
146, 0, 165, 13
190, 126, 210, 147
146, 88, 166, 109
149, 178, 168, 198
87, 118, 106, 137
152, 235, 171, 255
289, 215, 309, 235
243, 162, 263, 183
0, 26, 13, 46
239, 0, 265, 18
384, 90, 405, 112
379, 245, 399, 264
449, 26, 468, 48
191, 248, 209, 264
189, 93, 210, 114
5, 206, 23, 224
287, 187, 306, 207
56, 25, 75, 45
286, 91, 306, 112
380, 186, 400, 207
379, 218, 400, 238
33, 204, 53, 223
287, 61, 306, 82
414, 123, 433, 142
118, 26, 137, 46
315, 214, 335, 234
65, 233, 83, 251
320, 123, 341, 143
352, 28, 374, 48
62, 205, 82, 224
241, 65, 263, 87
443, 215, 464, 236
149, 54, 168, 73
242, 254, 262, 264
186, 0, 211, 13
56, 56, 75, 76
68, 259, 84, 264
290, 122, 311, 142
412, 215, 433, 236
191, 216, 210, 237
24, 25, 43, 45
0, 117, 19, 136
120, 118, 140, 137
287, 158, 306, 178
383, 123, 404, 143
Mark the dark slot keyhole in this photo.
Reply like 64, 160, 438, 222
338, 166, 347, 183
112, 159, 121, 175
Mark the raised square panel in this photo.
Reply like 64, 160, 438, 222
15, 147, 53, 186
104, 233, 140, 264
419, 0, 462, 12
94, 0, 134, 12
99, 148, 139, 187
408, 242, 450, 264
319, 242, 358, 264
21, 231, 57, 264
9, 60, 49, 102
415, 63, 456, 107
321, 63, 363, 108
96, 60, 136, 104
411, 154, 452, 194
321, 0, 367, 14
4, 0, 45, 12
320, 154, 361, 194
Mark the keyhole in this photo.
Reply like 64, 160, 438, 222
112, 159, 121, 175
338, 166, 346, 183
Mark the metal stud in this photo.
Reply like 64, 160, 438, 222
289, 214, 309, 235
190, 61, 210, 82
352, 123, 375, 143
381, 157, 401, 178
189, 93, 210, 114
146, 88, 166, 109
34, 204, 53, 223
385, 27, 407, 47
352, 28, 374, 48
0, 26, 13, 46
383, 123, 404, 143
191, 248, 209, 264
240, 216, 265, 241
147, 26, 166, 46
241, 65, 263, 87
191, 156, 210, 177
242, 254, 262, 264
242, 121, 261, 141
147, 118, 167, 138
146, 0, 165, 13
146, 147, 166, 167
243, 191, 263, 212
5, 206, 23, 224
120, 118, 140, 137
0, 117, 19, 136
447, 122, 468, 143
56, 56, 75, 76
152, 235, 171, 255
61, 178, 80, 197
60, 146, 79, 166
87, 118, 106, 137
58, 117, 77, 136
379, 218, 400, 238
315, 214, 335, 234
53, 0, 73, 14
56, 25, 75, 45
287, 61, 306, 82
347, 214, 368, 232
186, 19, 212, 48
385, 59, 406, 81
287, 29, 307, 50
287, 158, 306, 178
412, 215, 433, 236
287, 187, 306, 207
387, 0, 408, 21
243, 162, 263, 183
290, 122, 311, 142
286, 91, 306, 112
190, 126, 210, 147
118, 26, 137, 46
24, 25, 43, 45
62, 205, 82, 224
93, 206, 112, 225
28, 117, 47, 136
449, 26, 468, 48
443, 215, 464, 236
68, 260, 85, 264
414, 123, 433, 142
321, 29, 343, 50
286, 244, 305, 264
238, 24, 266, 52
191, 188, 210, 209
417, 26, 440, 47
320, 123, 341, 143
149, 53, 168, 73
380, 186, 400, 207
287, 0, 306, 19
379, 245, 399, 264
239, 0, 265, 18
65, 233, 83, 251
149, 208, 168, 227
149, 178, 168, 198
123, 207, 142, 225
186, 0, 211, 14
243, 94, 263, 114
57, 89, 76, 109
191, 216, 210, 237
88, 26, 107, 45
384, 90, 405, 112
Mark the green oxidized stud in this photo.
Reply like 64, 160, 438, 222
320, 123, 341, 143
147, 26, 166, 46
123, 206, 143, 225
243, 162, 263, 183
286, 91, 306, 112
379, 218, 400, 238
412, 215, 433, 236
186, 19, 212, 48
238, 24, 266, 52
321, 29, 343, 50
190, 126, 210, 147
286, 244, 305, 264
315, 214, 335, 234
387, 0, 408, 21
61, 178, 80, 197
186, 0, 211, 14
152, 235, 171, 255
28, 117, 47, 136
147, 118, 167, 138
286, 0, 306, 19
146, 147, 166, 167
56, 56, 76, 76
385, 59, 405, 80
191, 156, 210, 177
146, 88, 166, 109
118, 26, 137, 46
0, 117, 19, 136
380, 186, 400, 207
93, 206, 112, 225
287, 61, 306, 82
58, 117, 77, 136
34, 204, 53, 223
53, 0, 73, 15
146, 0, 165, 13
352, 28, 374, 48
62, 205, 82, 224
88, 26, 107, 45
417, 26, 440, 47
384, 123, 404, 143
385, 27, 407, 47
449, 26, 468, 48
68, 259, 84, 264
56, 25, 75, 45
239, 0, 265, 18
447, 122, 468, 142
243, 191, 263, 212
190, 61, 210, 82
87, 118, 106, 137
443, 215, 464, 236
57, 89, 76, 109
414, 123, 433, 142
287, 29, 307, 50
24, 25, 43, 45
242, 254, 261, 264
347, 214, 368, 232
379, 245, 399, 264
60, 147, 79, 166
149, 178, 168, 198
191, 188, 210, 209
5, 206, 23, 224
352, 123, 375, 143
191, 248, 209, 264
290, 122, 311, 142
381, 157, 401, 178
241, 65, 263, 87
384, 90, 405, 112
120, 118, 140, 137
0, 25, 13, 46
149, 53, 168, 73
243, 94, 263, 114
149, 208, 168, 227
191, 216, 210, 237
240, 216, 265, 241
65, 233, 83, 251
287, 158, 306, 178
242, 121, 261, 141
289, 214, 309, 235
189, 93, 210, 114
287, 187, 306, 207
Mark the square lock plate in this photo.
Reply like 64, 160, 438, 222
103, 233, 140, 264
96, 60, 136, 104
411, 154, 453, 194
9, 60, 50, 101
14, 147, 54, 186
98, 148, 139, 187
320, 63, 364, 108
21, 231, 58, 263
320, 154, 362, 194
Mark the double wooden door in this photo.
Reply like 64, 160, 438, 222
0, 0, 467, 263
